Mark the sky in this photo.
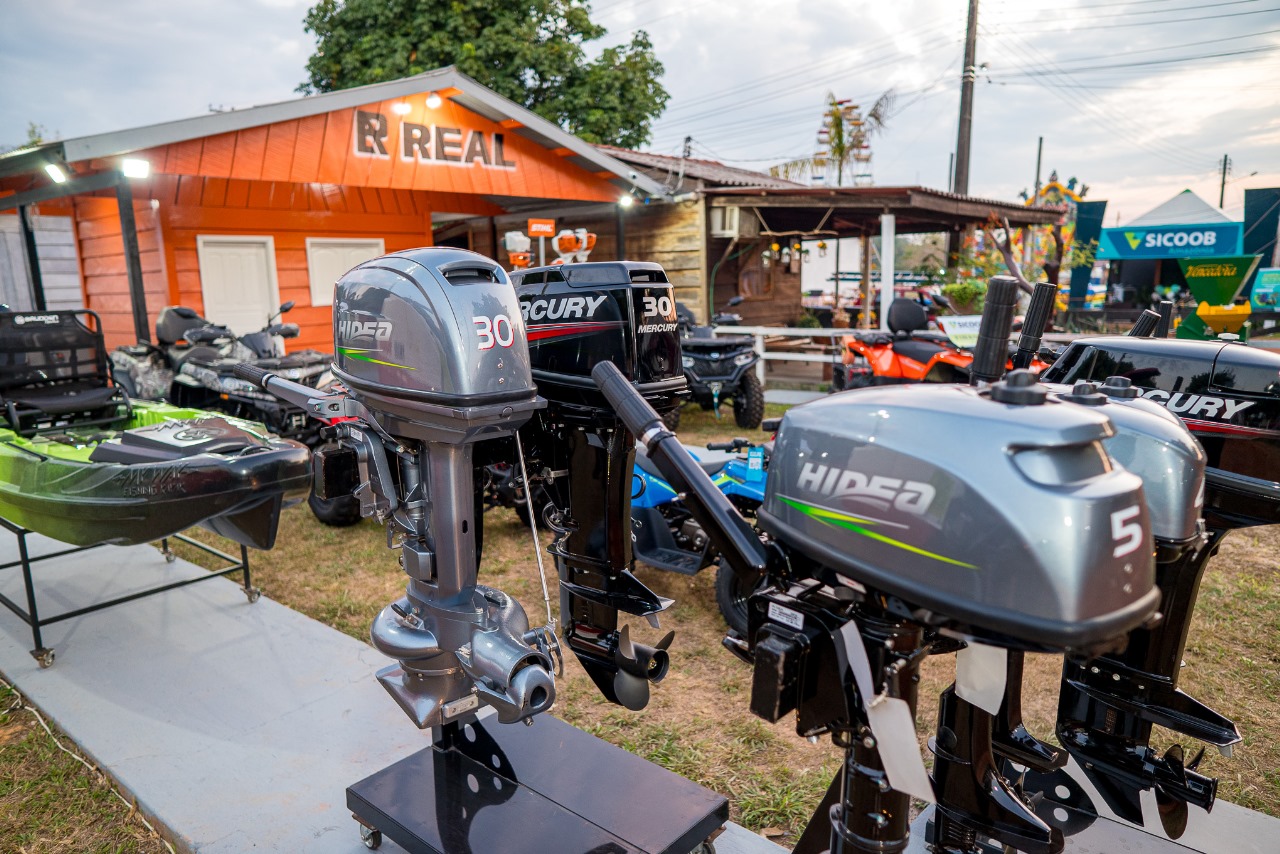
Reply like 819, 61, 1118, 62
2, 0, 1278, 224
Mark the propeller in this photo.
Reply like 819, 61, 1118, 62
612, 624, 675, 711
1154, 743, 1205, 840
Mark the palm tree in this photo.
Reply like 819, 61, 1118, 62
771, 90, 895, 186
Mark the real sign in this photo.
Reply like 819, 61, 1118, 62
1098, 222, 1242, 260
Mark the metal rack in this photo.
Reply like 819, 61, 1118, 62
0, 517, 258, 667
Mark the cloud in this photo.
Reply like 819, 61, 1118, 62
1, 0, 1275, 221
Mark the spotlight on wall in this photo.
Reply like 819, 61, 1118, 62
44, 163, 68, 183
425, 91, 443, 109
391, 102, 412, 115
121, 158, 150, 179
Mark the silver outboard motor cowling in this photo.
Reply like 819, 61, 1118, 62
760, 381, 1158, 653
242, 247, 557, 730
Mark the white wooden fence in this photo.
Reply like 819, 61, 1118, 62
709, 325, 845, 386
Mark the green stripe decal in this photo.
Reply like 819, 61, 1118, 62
778, 495, 978, 569
338, 348, 415, 370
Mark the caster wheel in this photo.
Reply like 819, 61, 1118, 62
359, 825, 382, 850
244, 587, 261, 604
33, 649, 55, 668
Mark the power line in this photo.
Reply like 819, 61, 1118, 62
981, 26, 1218, 171
986, 5, 1280, 34
992, 0, 1267, 21
658, 23, 957, 117
991, 43, 1280, 77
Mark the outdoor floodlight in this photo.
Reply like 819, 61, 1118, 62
392, 102, 411, 115
618, 194, 635, 208
425, 91, 443, 109
121, 158, 150, 179
44, 163, 67, 183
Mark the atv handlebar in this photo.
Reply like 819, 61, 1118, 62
592, 361, 768, 574
706, 438, 752, 452
1012, 281, 1058, 371
1128, 309, 1161, 338
970, 276, 1020, 385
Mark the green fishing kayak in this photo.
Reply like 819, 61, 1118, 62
0, 401, 311, 549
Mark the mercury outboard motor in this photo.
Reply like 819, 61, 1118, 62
236, 247, 558, 728
1038, 333, 1280, 831
591, 292, 1159, 854
507, 261, 689, 711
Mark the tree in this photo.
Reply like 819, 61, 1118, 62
770, 90, 894, 185
299, 0, 668, 148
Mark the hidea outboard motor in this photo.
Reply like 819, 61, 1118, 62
236, 247, 558, 728
591, 287, 1159, 854
507, 261, 688, 711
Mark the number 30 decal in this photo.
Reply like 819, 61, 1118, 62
642, 295, 673, 316
1110, 505, 1143, 558
474, 314, 515, 350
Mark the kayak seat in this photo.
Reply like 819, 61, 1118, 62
890, 337, 949, 365
0, 309, 130, 436
89, 417, 261, 464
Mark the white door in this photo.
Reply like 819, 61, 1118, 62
306, 237, 384, 307
196, 236, 280, 335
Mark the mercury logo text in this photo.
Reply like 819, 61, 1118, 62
1138, 389, 1253, 420
522, 295, 609, 322
798, 463, 936, 515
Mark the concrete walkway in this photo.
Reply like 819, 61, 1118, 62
0, 531, 784, 854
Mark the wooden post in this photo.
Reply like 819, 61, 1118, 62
115, 178, 151, 344
17, 206, 46, 311
860, 233, 872, 328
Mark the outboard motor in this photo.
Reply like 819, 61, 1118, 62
1043, 377, 1219, 835
1038, 332, 1280, 830
235, 247, 558, 728
590, 287, 1159, 854
508, 261, 688, 710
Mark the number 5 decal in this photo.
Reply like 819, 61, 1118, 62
1110, 505, 1143, 558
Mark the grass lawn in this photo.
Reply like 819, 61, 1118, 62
3, 403, 1278, 851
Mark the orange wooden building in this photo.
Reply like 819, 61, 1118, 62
0, 66, 665, 350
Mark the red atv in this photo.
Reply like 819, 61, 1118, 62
830, 298, 1045, 391
831, 298, 974, 390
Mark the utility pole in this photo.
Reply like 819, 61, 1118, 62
1033, 136, 1044, 202
1219, 154, 1230, 208
953, 0, 980, 196
1025, 136, 1044, 268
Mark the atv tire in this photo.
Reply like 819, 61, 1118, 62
308, 489, 362, 527
661, 404, 682, 432
732, 372, 765, 430
715, 560, 767, 636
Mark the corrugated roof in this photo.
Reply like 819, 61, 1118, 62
596, 145, 805, 190
0, 67, 667, 198
1125, 189, 1235, 227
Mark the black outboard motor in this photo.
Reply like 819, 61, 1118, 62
509, 261, 688, 711
591, 308, 1159, 854
236, 248, 558, 728
1038, 333, 1280, 831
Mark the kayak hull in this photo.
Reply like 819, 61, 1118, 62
0, 404, 311, 549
